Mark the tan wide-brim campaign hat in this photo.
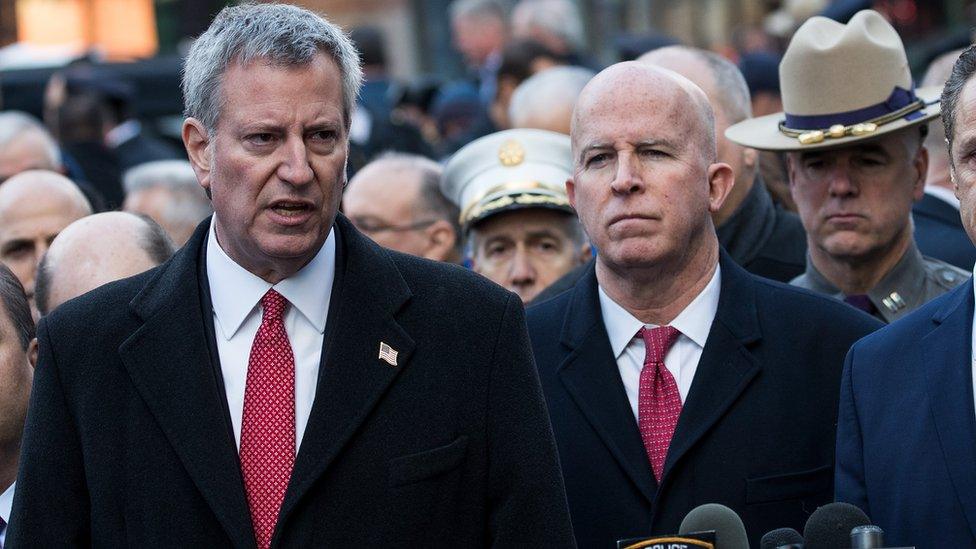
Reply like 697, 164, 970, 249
726, 9, 941, 152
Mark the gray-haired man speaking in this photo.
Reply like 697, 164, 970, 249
9, 4, 574, 547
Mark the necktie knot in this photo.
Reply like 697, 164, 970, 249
261, 289, 287, 322
638, 325, 681, 365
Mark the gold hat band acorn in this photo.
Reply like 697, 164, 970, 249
778, 98, 927, 145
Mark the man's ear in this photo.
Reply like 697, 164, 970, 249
28, 337, 38, 369
423, 220, 457, 262
566, 177, 576, 209
183, 118, 213, 196
706, 162, 735, 214
578, 241, 592, 264
912, 145, 929, 201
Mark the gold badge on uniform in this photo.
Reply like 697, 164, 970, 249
498, 139, 525, 167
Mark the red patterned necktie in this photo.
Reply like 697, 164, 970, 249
637, 325, 683, 483
240, 289, 296, 549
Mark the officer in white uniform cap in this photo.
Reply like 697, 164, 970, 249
442, 128, 591, 303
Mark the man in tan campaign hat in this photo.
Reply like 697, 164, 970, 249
727, 9, 967, 323
442, 128, 590, 303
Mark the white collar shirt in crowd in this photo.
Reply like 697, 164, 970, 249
599, 264, 721, 420
0, 481, 13, 545
924, 185, 961, 210
206, 216, 336, 451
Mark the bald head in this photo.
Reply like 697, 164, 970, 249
509, 66, 594, 135
639, 46, 751, 124
0, 171, 92, 316
0, 111, 62, 183
573, 62, 716, 166
35, 212, 174, 315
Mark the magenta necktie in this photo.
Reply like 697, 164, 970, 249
240, 290, 296, 549
637, 326, 683, 483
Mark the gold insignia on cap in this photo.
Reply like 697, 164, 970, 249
498, 140, 525, 167
798, 130, 825, 145
828, 124, 847, 138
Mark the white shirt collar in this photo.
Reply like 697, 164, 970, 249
0, 480, 14, 526
105, 119, 142, 148
924, 185, 961, 209
206, 215, 336, 339
599, 263, 721, 359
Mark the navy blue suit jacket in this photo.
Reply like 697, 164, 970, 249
527, 253, 882, 547
836, 279, 976, 548
913, 193, 976, 270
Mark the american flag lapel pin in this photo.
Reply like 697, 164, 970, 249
378, 342, 398, 366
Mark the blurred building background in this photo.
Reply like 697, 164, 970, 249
0, 0, 969, 154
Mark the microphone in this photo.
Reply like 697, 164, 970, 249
802, 502, 870, 549
678, 503, 750, 549
850, 525, 884, 548
760, 527, 804, 549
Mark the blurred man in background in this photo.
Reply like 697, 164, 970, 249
451, 0, 508, 104
0, 110, 105, 210
344, 153, 461, 263
122, 160, 212, 247
34, 212, 175, 316
508, 65, 594, 135
0, 111, 62, 183
0, 170, 91, 320
442, 128, 589, 303
641, 45, 807, 283
911, 48, 976, 270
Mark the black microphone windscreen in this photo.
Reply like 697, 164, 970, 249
760, 527, 804, 549
678, 503, 749, 549
803, 502, 871, 549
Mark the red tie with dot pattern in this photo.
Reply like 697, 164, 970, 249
637, 325, 683, 483
240, 289, 296, 549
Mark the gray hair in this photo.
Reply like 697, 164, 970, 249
362, 152, 461, 249
511, 0, 585, 52
942, 44, 976, 157
922, 48, 964, 156
182, 3, 363, 134
450, 0, 507, 24
509, 66, 594, 128
123, 160, 213, 231
0, 111, 61, 170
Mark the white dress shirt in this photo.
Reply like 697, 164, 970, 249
206, 216, 336, 451
599, 264, 721, 419
0, 481, 14, 545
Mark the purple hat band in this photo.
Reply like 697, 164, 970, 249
783, 86, 924, 130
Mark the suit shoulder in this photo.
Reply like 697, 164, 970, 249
525, 286, 573, 326
854, 284, 965, 356
750, 275, 883, 332
922, 256, 970, 290
388, 251, 512, 304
